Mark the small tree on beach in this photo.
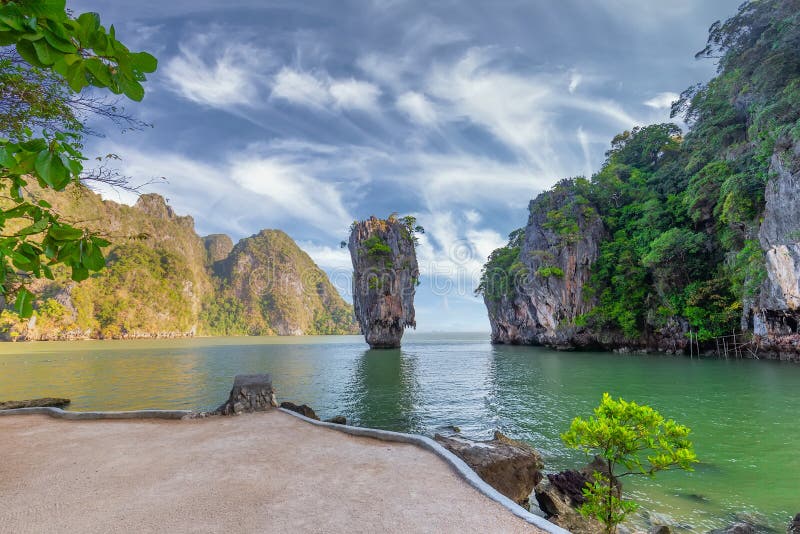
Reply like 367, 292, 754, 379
562, 393, 698, 533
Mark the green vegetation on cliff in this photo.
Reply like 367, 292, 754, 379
209, 229, 357, 336
479, 0, 799, 343
0, 187, 356, 340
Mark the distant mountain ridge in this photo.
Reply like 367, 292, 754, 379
1, 187, 357, 340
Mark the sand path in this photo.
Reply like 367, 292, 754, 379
0, 411, 544, 533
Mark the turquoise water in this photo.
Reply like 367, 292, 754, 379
1, 333, 797, 531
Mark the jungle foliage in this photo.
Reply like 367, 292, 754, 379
479, 0, 798, 342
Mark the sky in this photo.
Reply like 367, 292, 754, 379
69, 0, 741, 332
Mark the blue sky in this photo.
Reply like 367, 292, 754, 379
70, 0, 740, 332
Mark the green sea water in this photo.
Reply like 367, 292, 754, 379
1, 333, 797, 532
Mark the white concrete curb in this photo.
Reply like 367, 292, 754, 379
278, 408, 571, 534
0, 406, 191, 419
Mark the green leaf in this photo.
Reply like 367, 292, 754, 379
119, 76, 144, 101
83, 242, 105, 271
75, 12, 100, 42
0, 13, 26, 32
65, 60, 86, 92
48, 225, 83, 241
70, 265, 89, 282
0, 31, 17, 46
91, 236, 111, 248
85, 57, 112, 87
32, 38, 55, 65
19, 139, 47, 152
16, 39, 47, 68
131, 51, 157, 73
43, 28, 76, 53
14, 288, 34, 318
34, 150, 68, 188
22, 0, 67, 19
17, 218, 50, 236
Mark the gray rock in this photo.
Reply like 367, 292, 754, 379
485, 179, 605, 347
745, 138, 800, 360
348, 216, 419, 348
324, 415, 347, 425
214, 374, 277, 416
708, 522, 755, 534
0, 398, 70, 410
434, 431, 543, 506
789, 513, 800, 534
650, 526, 672, 534
202, 233, 234, 264
280, 402, 319, 420
533, 456, 616, 534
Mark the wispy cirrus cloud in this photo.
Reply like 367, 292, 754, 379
271, 67, 382, 113
396, 91, 437, 125
162, 30, 272, 108
644, 91, 679, 110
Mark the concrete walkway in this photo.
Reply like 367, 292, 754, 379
0, 411, 544, 533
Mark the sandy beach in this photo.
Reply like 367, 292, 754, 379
0, 410, 544, 533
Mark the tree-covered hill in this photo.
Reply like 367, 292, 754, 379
1, 186, 357, 340
479, 0, 800, 359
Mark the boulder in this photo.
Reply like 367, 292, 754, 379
650, 527, 672, 534
0, 398, 70, 410
434, 431, 543, 506
484, 179, 605, 347
214, 374, 277, 416
325, 415, 347, 425
533, 456, 616, 534
280, 402, 319, 420
789, 513, 800, 534
709, 523, 755, 534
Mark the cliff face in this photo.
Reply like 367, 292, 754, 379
2, 186, 355, 340
748, 139, 800, 359
214, 230, 357, 336
485, 181, 604, 347
9, 187, 214, 340
348, 216, 419, 348
202, 234, 234, 265
480, 1, 800, 360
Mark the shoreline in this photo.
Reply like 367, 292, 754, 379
0, 408, 562, 533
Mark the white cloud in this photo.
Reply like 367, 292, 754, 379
644, 91, 679, 110
396, 91, 437, 125
163, 32, 269, 108
231, 157, 352, 233
297, 242, 353, 270
271, 67, 331, 109
568, 71, 582, 93
577, 126, 593, 178
329, 79, 382, 112
272, 68, 382, 113
96, 142, 358, 239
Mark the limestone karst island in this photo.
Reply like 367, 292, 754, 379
1, 1, 799, 533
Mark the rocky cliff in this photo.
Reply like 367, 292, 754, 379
213, 229, 357, 336
2, 186, 356, 340
348, 216, 419, 348
480, 1, 800, 360
747, 138, 800, 359
485, 180, 604, 347
202, 234, 234, 265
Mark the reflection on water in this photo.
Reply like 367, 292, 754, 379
344, 349, 419, 432
1, 333, 799, 531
